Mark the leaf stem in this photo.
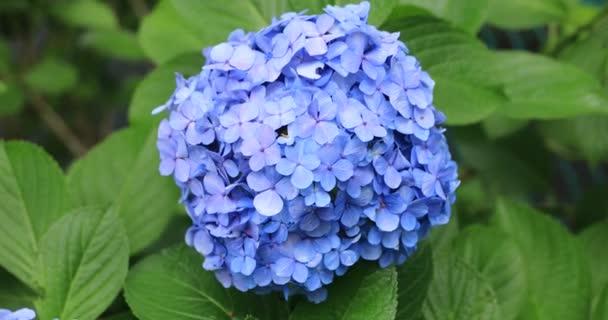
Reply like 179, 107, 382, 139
29, 92, 87, 156
551, 6, 608, 56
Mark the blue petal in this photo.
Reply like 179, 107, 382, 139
254, 189, 284, 216
376, 209, 400, 232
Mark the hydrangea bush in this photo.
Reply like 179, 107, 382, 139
155, 1, 459, 302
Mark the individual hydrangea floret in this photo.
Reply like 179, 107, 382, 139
155, 1, 459, 303
0, 308, 36, 320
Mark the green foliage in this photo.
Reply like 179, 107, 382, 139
452, 226, 527, 319
578, 221, 608, 297
24, 58, 78, 95
395, 244, 433, 319
0, 83, 24, 116
51, 0, 119, 30
0, 269, 37, 309
35, 206, 129, 320
0, 141, 68, 289
494, 199, 591, 320
398, 0, 491, 33
290, 263, 398, 320
81, 29, 145, 61
486, 0, 573, 29
125, 244, 289, 320
423, 254, 500, 319
67, 123, 179, 254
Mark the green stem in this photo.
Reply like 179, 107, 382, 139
551, 6, 608, 57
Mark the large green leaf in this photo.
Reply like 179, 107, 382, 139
486, 0, 569, 29
51, 0, 118, 30
290, 263, 398, 320
490, 51, 608, 119
137, 1, 208, 64
395, 244, 433, 320
494, 199, 591, 320
67, 123, 179, 254
125, 244, 288, 320
423, 254, 500, 320
35, 207, 129, 320
578, 221, 608, 298
452, 226, 527, 319
24, 58, 78, 95
129, 53, 204, 124
0, 141, 68, 289
397, 0, 491, 33
383, 16, 504, 125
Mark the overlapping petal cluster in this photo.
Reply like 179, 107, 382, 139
0, 308, 36, 320
155, 1, 459, 302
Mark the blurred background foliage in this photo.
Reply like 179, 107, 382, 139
1, 0, 608, 319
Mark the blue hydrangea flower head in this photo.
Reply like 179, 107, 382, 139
155, 1, 459, 303
0, 308, 36, 320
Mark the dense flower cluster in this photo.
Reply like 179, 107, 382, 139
155, 1, 459, 302
0, 308, 36, 320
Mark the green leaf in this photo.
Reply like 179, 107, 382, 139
52, 0, 118, 30
494, 199, 591, 320
35, 207, 129, 320
125, 244, 288, 320
578, 221, 608, 297
452, 130, 549, 195
486, 0, 568, 29
290, 262, 398, 320
452, 226, 527, 319
383, 16, 504, 125
0, 83, 24, 116
82, 29, 144, 61
129, 53, 204, 124
24, 58, 78, 95
557, 15, 608, 85
0, 268, 37, 309
538, 115, 608, 164
67, 123, 179, 254
593, 285, 608, 320
396, 244, 433, 320
423, 254, 500, 320
432, 74, 503, 125
491, 51, 608, 119
397, 0, 491, 33
137, 1, 203, 64
482, 115, 528, 139
0, 141, 68, 289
